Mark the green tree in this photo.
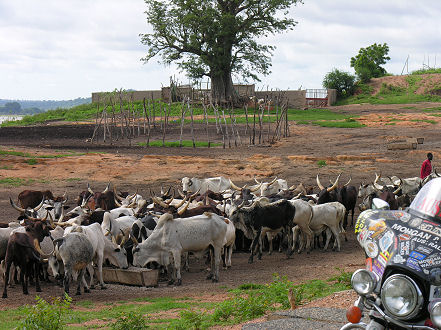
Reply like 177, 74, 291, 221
140, 0, 303, 103
350, 43, 390, 82
322, 69, 356, 98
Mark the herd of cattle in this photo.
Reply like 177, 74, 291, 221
1, 170, 439, 298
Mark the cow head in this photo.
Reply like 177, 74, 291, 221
316, 173, 340, 204
10, 197, 44, 218
182, 177, 195, 194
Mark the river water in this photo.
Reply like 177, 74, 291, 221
0, 115, 23, 124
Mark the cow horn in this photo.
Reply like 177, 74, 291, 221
293, 192, 302, 199
344, 176, 352, 187
34, 238, 54, 258
111, 234, 117, 244
165, 186, 172, 196
114, 197, 122, 207
229, 179, 243, 191
62, 191, 68, 204
87, 183, 94, 195
327, 173, 341, 192
373, 182, 384, 191
55, 221, 71, 227
190, 187, 201, 199
393, 185, 402, 195
178, 189, 186, 198
236, 200, 246, 209
250, 182, 262, 193
102, 182, 110, 193
9, 197, 25, 212
130, 234, 139, 246
165, 197, 174, 205
119, 229, 127, 246
268, 177, 278, 186
127, 200, 137, 209
254, 176, 262, 185
58, 207, 65, 223
175, 195, 188, 208
33, 198, 45, 212
436, 168, 441, 177
127, 189, 138, 201
153, 197, 168, 209
316, 174, 325, 191
105, 229, 111, 236
113, 187, 124, 202
177, 199, 191, 216
48, 212, 56, 229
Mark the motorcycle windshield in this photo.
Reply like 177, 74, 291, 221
355, 208, 441, 280
409, 177, 441, 223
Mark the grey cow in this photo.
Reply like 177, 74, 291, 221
53, 232, 94, 296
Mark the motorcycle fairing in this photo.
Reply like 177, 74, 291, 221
356, 209, 441, 281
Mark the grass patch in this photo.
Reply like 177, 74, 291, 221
0, 177, 28, 187
410, 119, 437, 124
317, 160, 327, 167
411, 68, 441, 75
385, 123, 396, 125
66, 177, 82, 182
312, 120, 365, 128
1, 272, 352, 329
138, 140, 222, 148
0, 149, 86, 159
0, 165, 13, 170
25, 158, 38, 165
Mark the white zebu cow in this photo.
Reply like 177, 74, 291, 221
133, 212, 227, 285
293, 202, 346, 253
63, 223, 128, 289
254, 177, 288, 197
101, 212, 137, 242
181, 176, 231, 194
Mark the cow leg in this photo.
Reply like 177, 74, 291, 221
330, 227, 342, 252
63, 266, 71, 295
76, 269, 85, 295
267, 232, 273, 256
166, 264, 175, 285
21, 266, 28, 295
323, 228, 331, 251
183, 252, 190, 272
249, 230, 261, 264
212, 246, 221, 283
227, 245, 233, 268
96, 253, 106, 290
2, 260, 12, 298
222, 247, 227, 269
172, 250, 182, 286
343, 210, 349, 230
34, 263, 42, 293
350, 208, 355, 228
85, 264, 94, 290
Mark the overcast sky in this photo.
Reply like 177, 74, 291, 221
1, 0, 440, 100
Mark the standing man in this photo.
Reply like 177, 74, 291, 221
421, 152, 433, 179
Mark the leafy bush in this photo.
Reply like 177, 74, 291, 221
317, 160, 327, 167
18, 294, 72, 330
378, 83, 406, 95
170, 309, 211, 329
323, 68, 356, 98
411, 68, 441, 75
111, 311, 147, 330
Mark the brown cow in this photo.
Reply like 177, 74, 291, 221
17, 190, 55, 209
2, 220, 52, 298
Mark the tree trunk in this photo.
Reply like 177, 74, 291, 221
211, 70, 236, 104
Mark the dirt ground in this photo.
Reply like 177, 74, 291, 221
0, 102, 440, 312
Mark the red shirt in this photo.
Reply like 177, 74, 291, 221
421, 159, 432, 179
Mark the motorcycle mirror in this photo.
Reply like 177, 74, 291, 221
430, 268, 441, 286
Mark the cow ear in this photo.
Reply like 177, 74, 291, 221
114, 248, 121, 252
45, 206, 54, 211
63, 205, 70, 210
133, 247, 140, 253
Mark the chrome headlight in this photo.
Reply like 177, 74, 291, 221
430, 301, 441, 328
381, 274, 424, 320
351, 269, 377, 296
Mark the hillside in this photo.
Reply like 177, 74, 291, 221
368, 73, 441, 96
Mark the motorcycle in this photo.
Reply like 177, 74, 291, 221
342, 177, 441, 329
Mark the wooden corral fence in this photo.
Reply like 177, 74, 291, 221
90, 89, 291, 148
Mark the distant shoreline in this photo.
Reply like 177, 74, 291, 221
0, 115, 23, 124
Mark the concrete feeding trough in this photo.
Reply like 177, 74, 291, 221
99, 267, 159, 287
